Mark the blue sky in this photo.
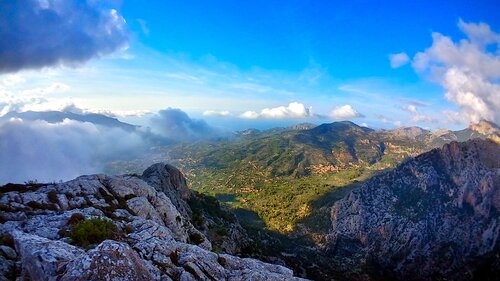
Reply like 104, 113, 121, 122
1, 0, 499, 130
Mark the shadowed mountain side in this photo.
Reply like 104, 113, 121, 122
326, 139, 500, 280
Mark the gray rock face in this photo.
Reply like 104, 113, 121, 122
0, 163, 304, 281
327, 139, 500, 280
61, 240, 160, 281
142, 163, 193, 217
12, 230, 85, 281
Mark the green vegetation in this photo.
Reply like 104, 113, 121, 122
67, 217, 119, 247
109, 121, 453, 234
157, 123, 438, 233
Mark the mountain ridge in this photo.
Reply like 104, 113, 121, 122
326, 138, 500, 280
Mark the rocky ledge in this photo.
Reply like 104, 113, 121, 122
0, 163, 304, 281
327, 139, 500, 280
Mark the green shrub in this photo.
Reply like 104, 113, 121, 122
68, 218, 118, 247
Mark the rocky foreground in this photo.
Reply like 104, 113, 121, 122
0, 163, 304, 281
328, 139, 500, 280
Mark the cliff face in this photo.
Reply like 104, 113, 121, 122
327, 139, 500, 280
0, 164, 304, 281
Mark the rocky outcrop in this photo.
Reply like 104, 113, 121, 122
142, 163, 193, 217
0, 164, 304, 281
469, 120, 500, 144
469, 120, 500, 136
327, 139, 500, 280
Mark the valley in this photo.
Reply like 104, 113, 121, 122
108, 120, 499, 236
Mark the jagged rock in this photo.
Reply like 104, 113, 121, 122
327, 139, 500, 280
12, 230, 85, 280
20, 208, 104, 240
0, 245, 16, 259
0, 163, 304, 281
0, 256, 14, 281
60, 240, 160, 281
142, 163, 192, 217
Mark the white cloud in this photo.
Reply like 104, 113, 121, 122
1, 74, 26, 86
458, 19, 500, 47
240, 102, 313, 119
442, 110, 469, 124
240, 111, 260, 119
378, 115, 402, 127
203, 110, 232, 117
402, 105, 418, 114
411, 20, 500, 124
389, 52, 410, 68
401, 104, 436, 123
330, 105, 364, 119
0, 118, 145, 184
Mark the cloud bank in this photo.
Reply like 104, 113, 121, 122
0, 118, 144, 184
240, 102, 313, 119
0, 107, 227, 183
0, 0, 128, 73
330, 105, 364, 119
150, 108, 219, 142
412, 20, 500, 124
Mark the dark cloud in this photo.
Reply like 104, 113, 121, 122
149, 108, 219, 142
0, 0, 128, 73
0, 118, 145, 184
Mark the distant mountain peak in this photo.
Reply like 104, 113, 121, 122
288, 122, 316, 130
388, 126, 429, 139
313, 120, 371, 132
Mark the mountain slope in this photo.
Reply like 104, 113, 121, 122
327, 139, 500, 280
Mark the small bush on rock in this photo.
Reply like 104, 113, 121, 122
68, 218, 119, 247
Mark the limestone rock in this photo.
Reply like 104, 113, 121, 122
12, 230, 85, 281
142, 163, 192, 217
0, 163, 304, 281
61, 240, 160, 281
